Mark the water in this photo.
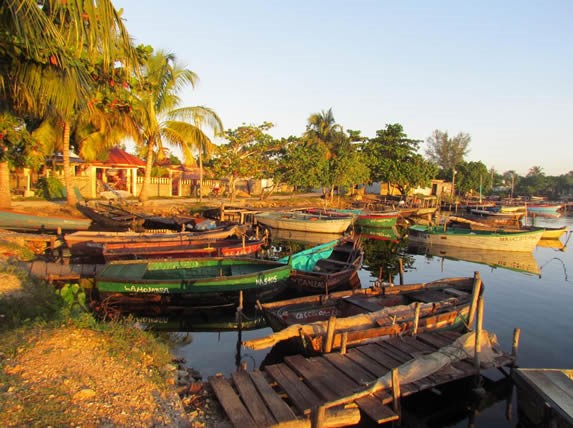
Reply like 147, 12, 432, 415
166, 215, 573, 427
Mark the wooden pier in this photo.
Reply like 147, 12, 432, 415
209, 330, 515, 427
513, 368, 573, 427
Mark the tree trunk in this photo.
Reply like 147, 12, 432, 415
138, 142, 154, 203
63, 121, 77, 206
0, 161, 12, 208
199, 152, 203, 202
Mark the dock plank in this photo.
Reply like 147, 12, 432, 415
310, 356, 361, 395
231, 370, 276, 426
265, 363, 322, 415
284, 354, 341, 401
357, 343, 402, 370
209, 375, 257, 428
248, 370, 298, 423
356, 396, 399, 424
346, 348, 389, 377
520, 370, 573, 418
323, 352, 377, 385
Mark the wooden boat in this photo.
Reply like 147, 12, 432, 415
526, 203, 563, 217
276, 238, 363, 294
409, 242, 541, 276
408, 224, 543, 252
355, 210, 400, 228
255, 211, 355, 234
76, 201, 144, 231
101, 237, 266, 261
468, 208, 525, 224
64, 224, 246, 256
448, 215, 567, 240
245, 274, 482, 354
0, 208, 92, 232
267, 227, 344, 245
95, 257, 292, 308
512, 368, 573, 427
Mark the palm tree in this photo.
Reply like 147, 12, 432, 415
132, 51, 222, 203
0, 0, 137, 206
303, 108, 347, 198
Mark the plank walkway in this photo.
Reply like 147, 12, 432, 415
209, 330, 515, 427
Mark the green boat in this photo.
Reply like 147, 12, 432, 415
0, 208, 92, 232
95, 257, 292, 308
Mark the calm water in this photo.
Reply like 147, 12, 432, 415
166, 214, 573, 427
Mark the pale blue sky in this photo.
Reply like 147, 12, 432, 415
114, 0, 572, 176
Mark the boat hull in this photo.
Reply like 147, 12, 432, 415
255, 211, 354, 234
0, 209, 92, 232
355, 211, 399, 228
95, 257, 291, 307
408, 225, 543, 252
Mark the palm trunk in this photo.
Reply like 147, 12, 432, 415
63, 121, 77, 206
199, 152, 203, 202
0, 161, 12, 208
138, 141, 154, 203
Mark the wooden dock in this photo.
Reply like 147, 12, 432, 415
513, 368, 573, 427
209, 330, 515, 427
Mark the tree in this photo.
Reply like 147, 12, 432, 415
210, 122, 276, 202
425, 130, 471, 171
282, 140, 330, 191
1, 0, 137, 206
455, 161, 491, 197
364, 124, 436, 197
131, 50, 222, 203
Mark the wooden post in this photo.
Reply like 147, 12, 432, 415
474, 296, 484, 386
220, 203, 225, 222
468, 272, 482, 331
412, 302, 421, 336
314, 405, 326, 428
398, 258, 404, 285
324, 316, 336, 353
340, 332, 348, 355
391, 368, 401, 417
511, 327, 521, 367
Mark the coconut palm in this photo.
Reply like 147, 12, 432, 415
131, 50, 223, 203
304, 108, 345, 159
0, 0, 137, 206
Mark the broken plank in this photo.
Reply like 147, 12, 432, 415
356, 396, 400, 424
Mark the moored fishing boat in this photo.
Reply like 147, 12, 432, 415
277, 237, 363, 294
75, 202, 144, 231
255, 211, 355, 234
355, 210, 400, 228
0, 208, 92, 232
244, 274, 482, 354
95, 257, 292, 308
408, 224, 543, 252
526, 203, 563, 217
64, 223, 246, 256
101, 237, 266, 261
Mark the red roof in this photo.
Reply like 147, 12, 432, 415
104, 148, 145, 167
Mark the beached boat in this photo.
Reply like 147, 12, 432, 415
101, 237, 266, 261
76, 202, 144, 231
357, 225, 401, 242
64, 224, 246, 256
245, 274, 481, 354
95, 257, 292, 308
255, 211, 355, 234
0, 209, 92, 232
277, 238, 363, 294
408, 224, 543, 252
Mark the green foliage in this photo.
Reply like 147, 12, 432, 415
282, 141, 330, 189
455, 161, 491, 195
0, 112, 41, 167
36, 176, 66, 199
55, 283, 88, 318
364, 124, 436, 195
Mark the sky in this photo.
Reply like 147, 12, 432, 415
113, 0, 572, 176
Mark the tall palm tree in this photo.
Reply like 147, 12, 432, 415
304, 108, 345, 159
1, 0, 137, 206
132, 51, 222, 203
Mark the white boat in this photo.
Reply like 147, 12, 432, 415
254, 211, 355, 234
